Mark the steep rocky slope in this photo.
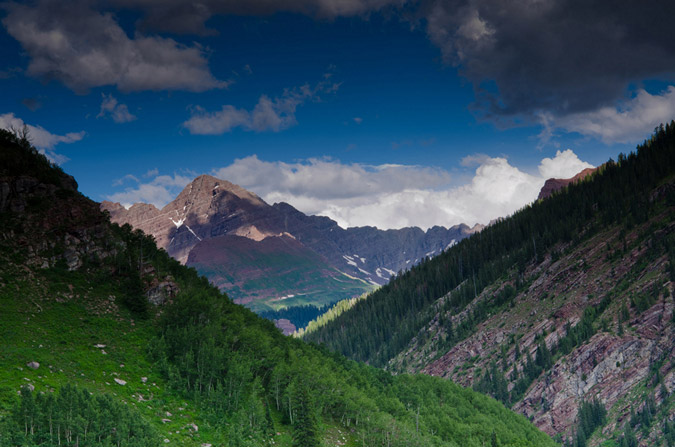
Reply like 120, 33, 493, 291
102, 174, 480, 313
305, 123, 675, 445
392, 213, 674, 444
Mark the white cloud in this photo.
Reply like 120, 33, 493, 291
106, 173, 192, 208
2, 0, 227, 93
183, 79, 340, 134
538, 149, 594, 179
539, 86, 675, 145
97, 94, 136, 123
210, 150, 593, 230
212, 156, 452, 201
0, 113, 84, 164
112, 174, 140, 186
106, 150, 594, 230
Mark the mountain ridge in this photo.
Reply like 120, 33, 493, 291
102, 174, 481, 314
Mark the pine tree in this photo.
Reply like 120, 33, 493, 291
292, 380, 320, 447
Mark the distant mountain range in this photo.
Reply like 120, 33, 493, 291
102, 174, 482, 317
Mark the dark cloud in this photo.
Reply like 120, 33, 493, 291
2, 0, 228, 92
112, 0, 405, 35
4, 0, 673, 132
112, 0, 675, 127
21, 98, 42, 111
422, 0, 675, 122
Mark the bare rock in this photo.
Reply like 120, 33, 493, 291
114, 378, 127, 386
146, 280, 179, 306
26, 361, 40, 370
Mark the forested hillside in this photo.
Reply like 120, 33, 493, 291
304, 123, 675, 445
0, 129, 555, 446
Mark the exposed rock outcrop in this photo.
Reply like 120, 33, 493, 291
538, 167, 598, 200
392, 215, 675, 443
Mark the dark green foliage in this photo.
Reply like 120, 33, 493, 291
629, 395, 657, 432
306, 122, 675, 368
620, 424, 638, 447
510, 296, 613, 403
665, 419, 675, 447
120, 273, 148, 317
473, 362, 509, 406
556, 296, 611, 357
147, 284, 557, 446
573, 398, 606, 447
291, 380, 320, 447
0, 129, 68, 187
0, 384, 157, 446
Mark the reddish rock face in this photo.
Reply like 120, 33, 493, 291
538, 167, 598, 200
391, 214, 675, 443
103, 175, 271, 264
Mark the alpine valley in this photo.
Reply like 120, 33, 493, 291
101, 175, 480, 331
0, 129, 557, 446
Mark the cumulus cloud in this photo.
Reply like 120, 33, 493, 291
538, 149, 594, 180
106, 150, 594, 228
539, 86, 675, 144
212, 156, 451, 200
97, 94, 137, 123
208, 150, 593, 229
2, 0, 227, 93
183, 80, 340, 134
0, 113, 84, 164
422, 0, 675, 122
106, 173, 192, 208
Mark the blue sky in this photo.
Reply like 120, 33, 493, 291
2, 1, 674, 229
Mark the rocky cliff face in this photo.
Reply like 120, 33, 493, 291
538, 167, 598, 200
0, 145, 177, 312
102, 174, 480, 310
389, 208, 675, 445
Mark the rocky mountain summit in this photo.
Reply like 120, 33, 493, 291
538, 167, 598, 200
102, 174, 481, 311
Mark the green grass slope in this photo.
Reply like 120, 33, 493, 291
0, 130, 555, 447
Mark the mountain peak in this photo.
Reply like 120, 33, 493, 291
177, 174, 266, 209
538, 167, 598, 200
